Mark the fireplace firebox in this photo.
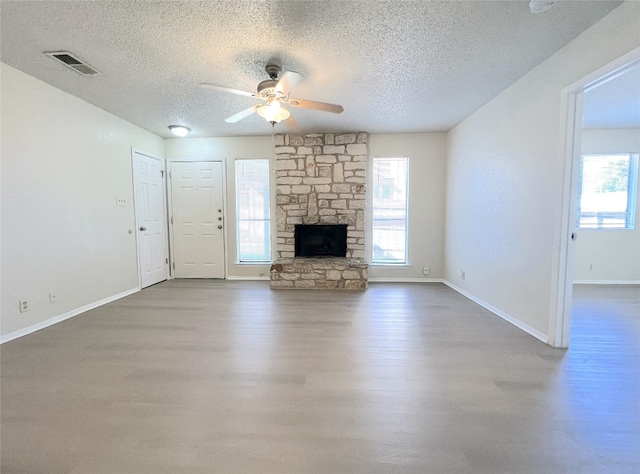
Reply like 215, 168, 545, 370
294, 224, 348, 258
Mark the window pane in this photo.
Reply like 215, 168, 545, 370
577, 154, 637, 229
372, 158, 408, 264
236, 159, 271, 261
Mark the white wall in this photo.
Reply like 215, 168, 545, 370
574, 128, 640, 282
368, 133, 447, 280
164, 137, 274, 278
165, 132, 447, 280
1, 63, 164, 338
445, 2, 640, 340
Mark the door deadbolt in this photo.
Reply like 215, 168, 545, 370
217, 225, 223, 229
218, 217, 222, 221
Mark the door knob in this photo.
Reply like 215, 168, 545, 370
139, 226, 146, 231
217, 225, 223, 229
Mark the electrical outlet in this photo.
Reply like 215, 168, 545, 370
116, 196, 127, 207
259, 272, 265, 277
589, 264, 593, 271
416, 270, 421, 277
460, 271, 466, 280
19, 300, 29, 313
49, 292, 58, 303
423, 266, 430, 276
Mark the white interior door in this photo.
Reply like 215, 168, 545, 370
171, 161, 225, 278
133, 151, 169, 288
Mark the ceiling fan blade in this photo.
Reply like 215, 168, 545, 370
288, 98, 344, 114
284, 113, 301, 131
225, 105, 259, 123
200, 83, 258, 98
275, 71, 303, 96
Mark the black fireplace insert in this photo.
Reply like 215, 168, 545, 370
294, 224, 348, 258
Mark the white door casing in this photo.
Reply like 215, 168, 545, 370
133, 151, 169, 288
551, 47, 640, 348
170, 161, 225, 278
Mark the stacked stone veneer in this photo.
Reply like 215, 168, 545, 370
270, 132, 368, 290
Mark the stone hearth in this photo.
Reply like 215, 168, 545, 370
270, 258, 368, 289
270, 132, 369, 290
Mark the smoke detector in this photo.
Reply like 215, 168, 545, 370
529, 0, 556, 14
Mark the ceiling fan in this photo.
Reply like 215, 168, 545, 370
200, 64, 344, 125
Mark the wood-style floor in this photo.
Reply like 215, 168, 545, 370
1, 282, 638, 473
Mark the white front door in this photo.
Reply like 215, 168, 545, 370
170, 161, 225, 278
133, 151, 169, 288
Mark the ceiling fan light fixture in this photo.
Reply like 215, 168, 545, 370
169, 125, 191, 137
257, 102, 290, 124
201, 63, 342, 125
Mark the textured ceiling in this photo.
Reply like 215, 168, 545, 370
0, 1, 625, 138
583, 63, 640, 129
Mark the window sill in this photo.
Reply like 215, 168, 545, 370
578, 227, 635, 231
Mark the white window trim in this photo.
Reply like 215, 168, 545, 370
371, 156, 410, 265
577, 153, 638, 230
235, 158, 272, 263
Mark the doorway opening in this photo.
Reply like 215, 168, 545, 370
553, 47, 640, 348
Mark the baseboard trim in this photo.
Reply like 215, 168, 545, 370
369, 277, 444, 283
227, 276, 444, 283
228, 276, 445, 283
443, 280, 549, 344
1, 287, 140, 344
226, 276, 271, 281
574, 280, 640, 285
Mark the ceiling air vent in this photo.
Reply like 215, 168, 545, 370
44, 51, 101, 76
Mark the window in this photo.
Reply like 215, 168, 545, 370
236, 159, 271, 262
577, 153, 638, 229
372, 157, 409, 264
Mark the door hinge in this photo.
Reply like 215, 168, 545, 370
171, 217, 173, 224
160, 169, 165, 177
166, 258, 168, 264
172, 262, 175, 269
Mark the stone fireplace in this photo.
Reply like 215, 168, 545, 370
270, 132, 369, 289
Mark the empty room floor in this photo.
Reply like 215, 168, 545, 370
1, 281, 638, 473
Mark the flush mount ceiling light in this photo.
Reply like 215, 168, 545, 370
168, 125, 190, 137
529, 0, 556, 14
